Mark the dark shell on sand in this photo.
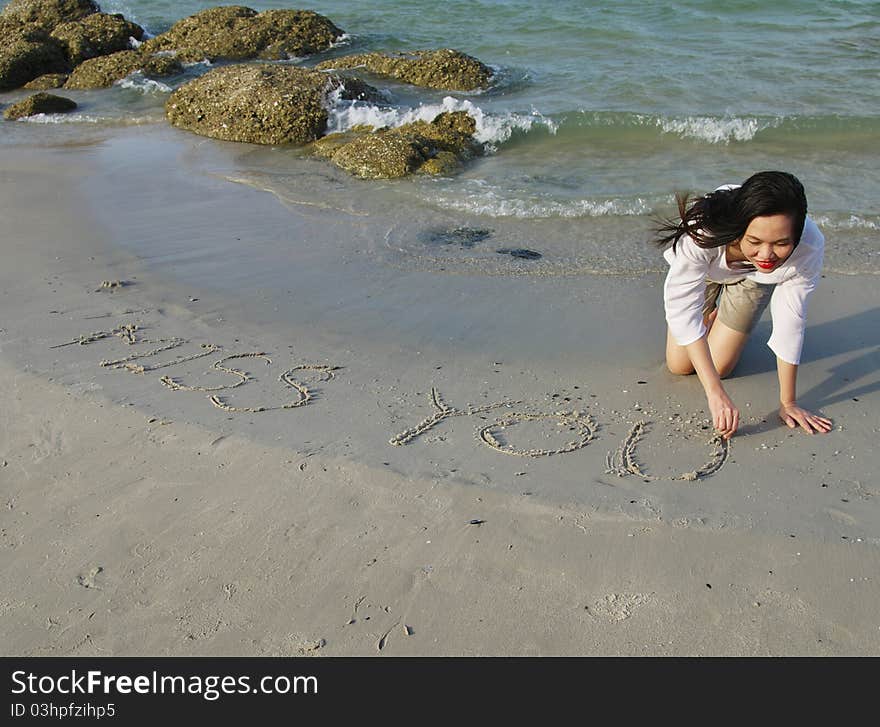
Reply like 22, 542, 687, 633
316, 49, 493, 91
64, 49, 182, 89
142, 6, 343, 63
3, 91, 77, 119
50, 12, 144, 66
496, 248, 542, 260
420, 227, 493, 248
165, 64, 377, 146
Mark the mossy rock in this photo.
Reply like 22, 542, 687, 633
142, 6, 343, 63
327, 111, 481, 179
330, 131, 430, 179
1, 0, 100, 32
432, 109, 478, 137
308, 124, 377, 158
0, 24, 69, 91
405, 112, 480, 156
316, 49, 493, 91
417, 150, 461, 176
23, 71, 68, 88
51, 13, 144, 66
165, 64, 375, 146
3, 91, 77, 119
64, 49, 182, 89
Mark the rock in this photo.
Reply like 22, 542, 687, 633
23, 71, 68, 88
331, 131, 429, 179
3, 91, 77, 119
64, 49, 182, 89
418, 151, 461, 176
309, 128, 371, 159
165, 64, 372, 145
1, 0, 99, 32
316, 49, 493, 91
142, 6, 343, 63
327, 110, 481, 179
51, 12, 144, 66
0, 23, 68, 91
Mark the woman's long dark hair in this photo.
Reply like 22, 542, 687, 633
654, 171, 808, 252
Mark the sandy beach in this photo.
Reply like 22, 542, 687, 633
0, 124, 878, 656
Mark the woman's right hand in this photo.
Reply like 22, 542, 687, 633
706, 387, 739, 439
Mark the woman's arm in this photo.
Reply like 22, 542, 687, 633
687, 335, 739, 438
777, 358, 833, 434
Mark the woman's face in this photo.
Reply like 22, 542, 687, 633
737, 213, 796, 272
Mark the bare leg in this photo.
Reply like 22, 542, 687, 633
705, 319, 750, 378
666, 315, 750, 379
666, 327, 695, 375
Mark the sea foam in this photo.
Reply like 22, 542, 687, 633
327, 89, 557, 149
22, 113, 159, 125
422, 180, 652, 219
115, 73, 173, 94
654, 115, 771, 143
813, 214, 880, 231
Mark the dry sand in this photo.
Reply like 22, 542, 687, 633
1, 128, 879, 655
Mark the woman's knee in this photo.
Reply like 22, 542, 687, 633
666, 357, 695, 376
714, 357, 739, 379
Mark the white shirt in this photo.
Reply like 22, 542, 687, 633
663, 214, 825, 365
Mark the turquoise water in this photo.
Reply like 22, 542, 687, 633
3, 0, 879, 268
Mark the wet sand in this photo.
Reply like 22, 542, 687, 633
1, 126, 879, 655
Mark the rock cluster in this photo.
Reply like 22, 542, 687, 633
50, 12, 144, 66
312, 111, 481, 178
1, 0, 99, 31
64, 49, 181, 89
0, 0, 147, 90
2, 3, 492, 179
165, 64, 377, 145
316, 49, 493, 91
0, 21, 68, 91
141, 6, 343, 63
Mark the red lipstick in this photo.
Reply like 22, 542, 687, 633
755, 260, 776, 270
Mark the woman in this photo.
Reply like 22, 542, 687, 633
656, 170, 832, 439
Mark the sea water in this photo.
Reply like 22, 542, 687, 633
2, 0, 878, 273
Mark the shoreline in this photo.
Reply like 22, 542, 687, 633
1, 125, 879, 655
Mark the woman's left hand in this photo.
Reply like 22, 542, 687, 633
779, 402, 833, 434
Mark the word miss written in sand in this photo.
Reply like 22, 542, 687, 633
52, 323, 339, 414
54, 322, 729, 482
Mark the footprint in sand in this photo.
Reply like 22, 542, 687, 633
585, 592, 656, 624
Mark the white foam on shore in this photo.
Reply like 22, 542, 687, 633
423, 180, 651, 219
326, 90, 558, 148
21, 113, 159, 126
654, 115, 772, 143
115, 73, 173, 94
568, 110, 787, 144
814, 214, 880, 231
